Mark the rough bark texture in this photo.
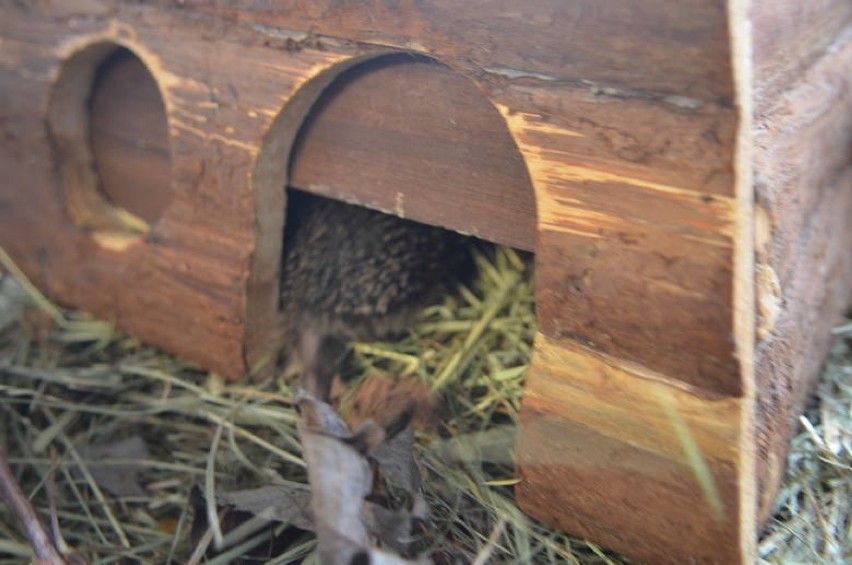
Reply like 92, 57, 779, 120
0, 1, 848, 563
751, 10, 852, 520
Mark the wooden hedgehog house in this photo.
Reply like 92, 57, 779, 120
1, 2, 850, 563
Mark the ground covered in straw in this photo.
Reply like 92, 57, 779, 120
0, 246, 849, 564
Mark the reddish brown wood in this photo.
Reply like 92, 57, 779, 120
754, 36, 852, 291
517, 382, 742, 564
751, 32, 852, 519
76, 2, 747, 392
289, 56, 536, 251
751, 0, 852, 107
0, 5, 355, 378
754, 171, 852, 519
491, 80, 741, 394
1, 2, 849, 564
186, 0, 734, 103
79, 15, 745, 392
90, 47, 173, 225
88, 54, 536, 252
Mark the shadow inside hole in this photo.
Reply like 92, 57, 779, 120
276, 51, 538, 396
49, 42, 174, 247
248, 49, 538, 382
278, 186, 480, 312
89, 47, 173, 225
277, 187, 535, 404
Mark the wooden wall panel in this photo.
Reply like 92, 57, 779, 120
518, 335, 744, 564
0, 4, 358, 377
754, 36, 852, 293
751, 24, 852, 520
5, 2, 848, 563
185, 0, 734, 102
491, 82, 740, 394
288, 58, 537, 251
751, 0, 852, 106
753, 171, 852, 519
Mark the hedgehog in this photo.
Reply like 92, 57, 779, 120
279, 189, 469, 400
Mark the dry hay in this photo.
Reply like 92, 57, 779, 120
0, 245, 848, 564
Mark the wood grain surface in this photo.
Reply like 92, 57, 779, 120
1, 1, 849, 563
90, 48, 173, 225
518, 334, 744, 563
752, 30, 852, 520
288, 55, 537, 251
186, 0, 734, 103
88, 54, 537, 252
751, 0, 852, 107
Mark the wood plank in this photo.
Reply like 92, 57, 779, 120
0, 4, 358, 378
752, 35, 852, 518
89, 47, 173, 225
492, 81, 742, 394
754, 34, 852, 293
753, 167, 852, 520
751, 0, 852, 109
517, 335, 744, 564
183, 0, 734, 103
289, 56, 537, 251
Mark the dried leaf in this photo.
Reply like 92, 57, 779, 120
297, 394, 428, 564
218, 486, 313, 530
76, 436, 149, 497
363, 502, 417, 556
372, 428, 421, 495
298, 395, 373, 563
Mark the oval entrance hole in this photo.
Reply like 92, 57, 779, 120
49, 43, 173, 249
89, 48, 174, 225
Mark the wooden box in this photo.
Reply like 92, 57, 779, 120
1, 2, 849, 563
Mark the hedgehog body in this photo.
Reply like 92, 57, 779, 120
279, 190, 467, 398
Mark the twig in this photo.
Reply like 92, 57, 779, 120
0, 245, 66, 327
47, 450, 68, 555
47, 451, 89, 565
186, 522, 215, 565
205, 420, 226, 549
0, 449, 67, 564
472, 518, 506, 565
